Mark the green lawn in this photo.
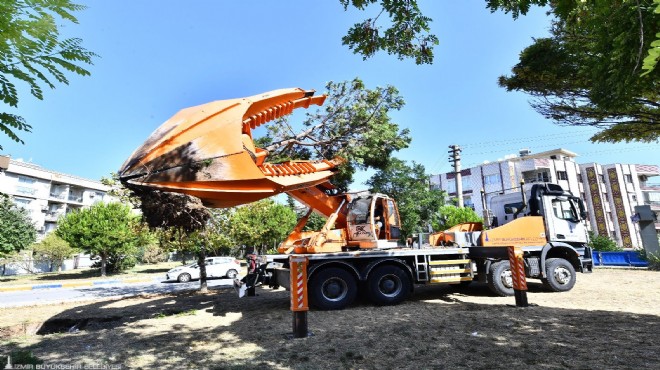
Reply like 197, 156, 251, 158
0, 261, 182, 286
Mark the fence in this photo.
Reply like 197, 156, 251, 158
0, 254, 97, 276
592, 251, 648, 267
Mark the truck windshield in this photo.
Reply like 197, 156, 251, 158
347, 198, 371, 224
551, 198, 577, 221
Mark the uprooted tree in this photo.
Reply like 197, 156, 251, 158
257, 78, 411, 191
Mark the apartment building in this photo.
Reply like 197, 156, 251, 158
0, 155, 112, 239
430, 148, 660, 249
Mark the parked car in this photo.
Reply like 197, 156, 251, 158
166, 257, 242, 283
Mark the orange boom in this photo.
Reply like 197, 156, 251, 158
119, 88, 343, 209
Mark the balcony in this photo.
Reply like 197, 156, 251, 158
68, 195, 83, 203
45, 211, 65, 222
49, 193, 66, 201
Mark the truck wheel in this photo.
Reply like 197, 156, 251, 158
309, 267, 357, 310
542, 258, 576, 292
487, 261, 514, 296
366, 265, 411, 306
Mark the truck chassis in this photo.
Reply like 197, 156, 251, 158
261, 242, 592, 310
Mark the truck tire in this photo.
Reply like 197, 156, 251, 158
487, 261, 514, 296
309, 267, 357, 310
542, 258, 576, 292
366, 265, 411, 306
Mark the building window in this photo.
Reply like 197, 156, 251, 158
13, 197, 31, 209
625, 174, 633, 183
484, 174, 501, 185
461, 176, 470, 191
537, 172, 549, 182
18, 176, 36, 184
16, 185, 36, 195
577, 174, 583, 182
600, 174, 605, 182
556, 171, 568, 180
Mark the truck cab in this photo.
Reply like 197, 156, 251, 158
489, 183, 589, 245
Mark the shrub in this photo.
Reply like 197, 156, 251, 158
138, 243, 168, 264
588, 232, 622, 251
638, 250, 660, 271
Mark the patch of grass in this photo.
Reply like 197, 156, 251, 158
154, 308, 196, 319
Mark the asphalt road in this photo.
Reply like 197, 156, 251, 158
0, 277, 237, 308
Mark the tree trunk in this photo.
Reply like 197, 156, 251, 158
198, 244, 208, 293
1, 263, 5, 276
101, 254, 107, 277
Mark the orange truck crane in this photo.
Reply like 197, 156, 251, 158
120, 88, 593, 310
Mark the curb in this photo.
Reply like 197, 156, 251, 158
0, 277, 158, 292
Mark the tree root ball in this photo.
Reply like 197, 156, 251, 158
131, 188, 210, 232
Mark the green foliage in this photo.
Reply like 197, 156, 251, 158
56, 202, 141, 276
158, 227, 200, 263
637, 249, 660, 270
32, 232, 78, 271
303, 212, 328, 232
229, 199, 297, 253
367, 158, 445, 238
137, 242, 169, 264
0, 0, 96, 149
0, 350, 42, 367
100, 172, 140, 206
641, 0, 660, 75
262, 78, 411, 191
340, 0, 438, 64
206, 208, 238, 256
91, 252, 137, 273
0, 194, 36, 258
492, 0, 660, 143
434, 205, 482, 231
588, 231, 622, 252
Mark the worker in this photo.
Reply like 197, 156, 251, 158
374, 204, 384, 239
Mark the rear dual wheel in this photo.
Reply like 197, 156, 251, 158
487, 261, 514, 297
366, 265, 411, 306
309, 268, 357, 310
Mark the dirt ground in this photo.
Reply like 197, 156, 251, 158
1, 268, 658, 370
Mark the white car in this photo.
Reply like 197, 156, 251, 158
166, 257, 242, 283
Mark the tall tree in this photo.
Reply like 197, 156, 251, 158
259, 78, 411, 191
229, 199, 297, 255
0, 0, 96, 149
366, 158, 445, 238
0, 194, 36, 274
488, 0, 660, 143
32, 232, 78, 272
56, 202, 140, 276
339, 0, 438, 64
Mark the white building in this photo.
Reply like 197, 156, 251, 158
0, 155, 112, 239
430, 148, 660, 249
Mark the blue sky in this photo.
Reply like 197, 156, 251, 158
2, 1, 658, 187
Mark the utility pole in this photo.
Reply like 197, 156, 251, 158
448, 144, 463, 207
